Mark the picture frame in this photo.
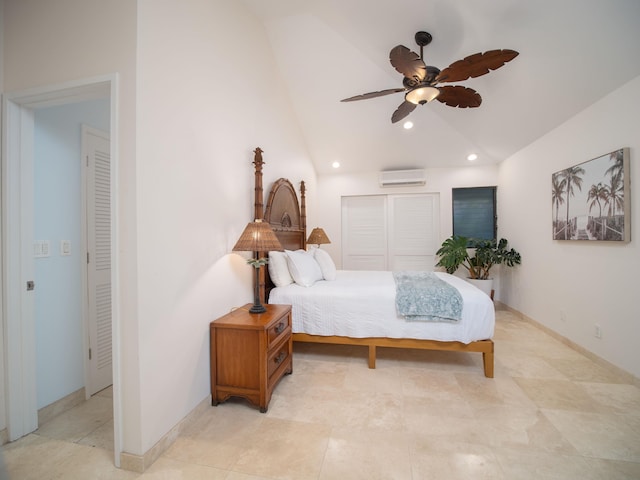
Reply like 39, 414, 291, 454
552, 147, 630, 242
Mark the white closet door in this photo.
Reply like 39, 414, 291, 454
83, 126, 112, 396
341, 195, 387, 270
388, 194, 438, 270
342, 193, 439, 271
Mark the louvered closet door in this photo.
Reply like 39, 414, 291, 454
388, 194, 438, 270
342, 193, 439, 271
342, 195, 387, 270
84, 127, 112, 395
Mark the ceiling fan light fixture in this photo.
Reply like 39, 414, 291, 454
405, 86, 440, 105
340, 31, 518, 123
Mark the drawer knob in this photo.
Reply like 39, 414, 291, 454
274, 322, 286, 334
274, 351, 287, 365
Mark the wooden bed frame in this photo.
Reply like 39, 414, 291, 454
251, 147, 494, 378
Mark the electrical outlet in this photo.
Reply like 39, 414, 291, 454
594, 324, 602, 339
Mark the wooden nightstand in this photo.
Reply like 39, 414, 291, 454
210, 303, 292, 413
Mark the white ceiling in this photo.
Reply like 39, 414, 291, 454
242, 0, 640, 175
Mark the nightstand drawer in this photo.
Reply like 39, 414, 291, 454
267, 335, 292, 381
267, 314, 291, 348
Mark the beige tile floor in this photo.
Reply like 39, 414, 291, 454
2, 308, 640, 479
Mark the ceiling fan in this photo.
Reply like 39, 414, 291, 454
341, 31, 519, 123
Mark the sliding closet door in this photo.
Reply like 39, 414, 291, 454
342, 193, 439, 271
388, 194, 438, 270
341, 195, 387, 270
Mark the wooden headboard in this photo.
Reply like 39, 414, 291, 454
252, 147, 306, 302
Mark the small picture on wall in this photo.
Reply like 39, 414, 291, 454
552, 147, 630, 241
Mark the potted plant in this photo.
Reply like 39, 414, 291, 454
435, 235, 521, 296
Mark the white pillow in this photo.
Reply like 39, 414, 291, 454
268, 251, 294, 287
313, 248, 336, 281
285, 249, 323, 287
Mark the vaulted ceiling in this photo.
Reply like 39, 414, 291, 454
242, 0, 640, 175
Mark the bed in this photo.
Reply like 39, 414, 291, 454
250, 147, 495, 377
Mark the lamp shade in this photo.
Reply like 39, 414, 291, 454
405, 86, 440, 105
307, 227, 331, 246
232, 220, 283, 314
232, 220, 283, 253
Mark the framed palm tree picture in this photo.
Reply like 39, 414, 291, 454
552, 147, 630, 241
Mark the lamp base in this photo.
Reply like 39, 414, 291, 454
249, 303, 267, 314
249, 266, 267, 314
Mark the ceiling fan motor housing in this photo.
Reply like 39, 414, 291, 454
425, 66, 440, 84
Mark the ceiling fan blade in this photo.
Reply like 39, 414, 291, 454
391, 101, 417, 123
436, 86, 482, 108
435, 49, 519, 83
389, 45, 426, 84
341, 87, 405, 102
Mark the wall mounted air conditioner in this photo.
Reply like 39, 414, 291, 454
379, 169, 426, 187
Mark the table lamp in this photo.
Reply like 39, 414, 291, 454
232, 219, 283, 313
307, 227, 331, 248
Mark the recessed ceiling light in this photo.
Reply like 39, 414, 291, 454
403, 121, 413, 129
332, 161, 340, 169
467, 153, 478, 161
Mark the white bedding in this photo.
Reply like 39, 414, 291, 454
269, 270, 495, 344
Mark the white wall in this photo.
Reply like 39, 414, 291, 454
34, 99, 110, 409
498, 75, 640, 378
316, 166, 499, 268
134, 0, 315, 454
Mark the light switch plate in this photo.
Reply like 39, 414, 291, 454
34, 240, 50, 258
61, 240, 71, 256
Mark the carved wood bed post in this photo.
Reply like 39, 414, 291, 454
300, 181, 307, 249
253, 147, 265, 221
252, 147, 268, 304
252, 149, 307, 305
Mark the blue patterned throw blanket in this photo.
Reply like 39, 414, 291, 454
393, 271, 463, 322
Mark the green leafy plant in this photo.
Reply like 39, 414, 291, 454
435, 235, 521, 280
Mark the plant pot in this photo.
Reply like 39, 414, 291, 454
467, 278, 494, 298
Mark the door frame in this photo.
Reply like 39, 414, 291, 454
1, 75, 122, 464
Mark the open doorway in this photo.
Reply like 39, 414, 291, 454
2, 76, 121, 464
34, 104, 111, 408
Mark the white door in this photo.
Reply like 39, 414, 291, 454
341, 193, 439, 271
341, 195, 388, 270
82, 126, 112, 395
388, 194, 439, 270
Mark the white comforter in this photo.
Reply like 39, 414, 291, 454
269, 271, 495, 344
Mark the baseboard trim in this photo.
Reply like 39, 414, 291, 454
119, 395, 211, 473
495, 301, 639, 387
38, 388, 86, 426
